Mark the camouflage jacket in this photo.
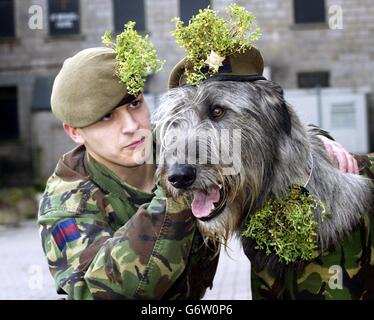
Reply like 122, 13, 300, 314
38, 146, 218, 300
250, 155, 374, 300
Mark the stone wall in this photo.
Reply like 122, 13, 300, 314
0, 0, 373, 183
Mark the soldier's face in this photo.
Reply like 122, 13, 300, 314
77, 94, 153, 168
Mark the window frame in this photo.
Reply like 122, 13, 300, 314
293, 0, 326, 25
0, 0, 16, 39
113, 0, 146, 33
179, 0, 211, 25
48, 0, 81, 37
297, 71, 330, 89
0, 86, 19, 142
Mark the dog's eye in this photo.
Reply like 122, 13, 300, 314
210, 106, 225, 119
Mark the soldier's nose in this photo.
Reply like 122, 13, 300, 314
167, 164, 196, 189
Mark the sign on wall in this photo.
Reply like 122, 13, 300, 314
49, 0, 80, 36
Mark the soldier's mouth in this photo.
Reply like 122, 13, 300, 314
124, 136, 145, 149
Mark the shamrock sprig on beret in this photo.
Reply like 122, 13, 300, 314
172, 4, 261, 86
102, 21, 164, 96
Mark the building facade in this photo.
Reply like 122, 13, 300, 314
0, 0, 373, 185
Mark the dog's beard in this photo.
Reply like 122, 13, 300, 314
196, 189, 248, 244
159, 170, 249, 245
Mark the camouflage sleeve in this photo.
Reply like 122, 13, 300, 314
354, 154, 374, 180
38, 185, 196, 300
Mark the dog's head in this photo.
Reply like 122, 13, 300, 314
153, 79, 293, 240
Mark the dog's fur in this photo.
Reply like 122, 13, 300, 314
153, 80, 373, 289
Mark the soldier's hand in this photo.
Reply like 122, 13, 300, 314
318, 135, 359, 174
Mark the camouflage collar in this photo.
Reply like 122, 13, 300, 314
87, 153, 154, 205
56, 145, 92, 181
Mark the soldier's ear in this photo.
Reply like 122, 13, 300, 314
63, 124, 85, 145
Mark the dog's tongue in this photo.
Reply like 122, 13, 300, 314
191, 187, 220, 218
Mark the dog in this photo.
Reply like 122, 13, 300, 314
153, 79, 374, 299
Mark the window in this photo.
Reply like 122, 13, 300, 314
113, 0, 145, 33
0, 87, 19, 141
331, 104, 356, 129
180, 0, 210, 24
294, 0, 325, 24
297, 72, 330, 88
49, 0, 80, 36
0, 0, 15, 38
32, 77, 55, 111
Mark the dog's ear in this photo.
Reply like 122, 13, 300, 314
270, 81, 291, 135
255, 80, 292, 136
272, 82, 284, 98
280, 101, 292, 135
273, 83, 292, 136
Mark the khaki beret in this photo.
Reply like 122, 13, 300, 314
51, 47, 129, 128
168, 47, 265, 89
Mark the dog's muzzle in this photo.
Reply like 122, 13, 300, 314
166, 163, 226, 221
167, 164, 196, 189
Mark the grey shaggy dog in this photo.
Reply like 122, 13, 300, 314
153, 80, 373, 286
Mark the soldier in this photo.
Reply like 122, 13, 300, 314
38, 24, 219, 300
38, 21, 358, 300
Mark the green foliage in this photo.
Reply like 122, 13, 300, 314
0, 187, 37, 207
33, 177, 46, 193
102, 21, 164, 96
171, 4, 261, 85
0, 188, 25, 207
242, 185, 328, 264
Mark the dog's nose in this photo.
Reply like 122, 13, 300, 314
167, 164, 196, 189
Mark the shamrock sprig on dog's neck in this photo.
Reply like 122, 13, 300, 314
242, 185, 329, 264
172, 4, 261, 86
102, 21, 164, 96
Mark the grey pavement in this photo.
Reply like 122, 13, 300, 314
0, 220, 60, 300
0, 220, 251, 300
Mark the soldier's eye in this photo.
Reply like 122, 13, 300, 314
129, 95, 144, 110
129, 100, 141, 109
209, 105, 225, 119
101, 113, 113, 121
